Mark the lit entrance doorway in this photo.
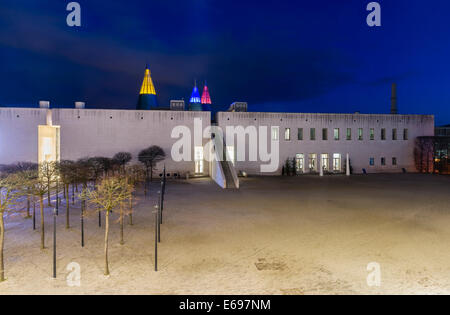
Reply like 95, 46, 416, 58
194, 146, 204, 174
295, 154, 304, 174
333, 153, 342, 172
309, 154, 317, 172
321, 154, 329, 172
38, 125, 60, 163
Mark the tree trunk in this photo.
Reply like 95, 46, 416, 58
72, 184, 75, 205
66, 185, 70, 229
56, 181, 59, 207
0, 213, 5, 282
26, 194, 31, 218
47, 179, 52, 206
104, 211, 110, 276
128, 196, 133, 225
120, 207, 124, 245
144, 168, 149, 197
150, 166, 153, 182
40, 196, 45, 250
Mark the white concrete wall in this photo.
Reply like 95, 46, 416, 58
0, 108, 47, 164
52, 109, 210, 176
0, 108, 211, 176
0, 107, 435, 176
217, 112, 435, 175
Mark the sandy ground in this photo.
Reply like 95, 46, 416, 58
1, 174, 450, 295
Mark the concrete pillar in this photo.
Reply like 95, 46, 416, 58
346, 153, 350, 176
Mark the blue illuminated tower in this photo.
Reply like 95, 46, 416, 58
189, 81, 203, 111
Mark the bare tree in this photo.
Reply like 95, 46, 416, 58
414, 137, 434, 173
29, 169, 49, 250
40, 161, 58, 206
59, 160, 75, 229
97, 157, 112, 177
87, 157, 104, 185
0, 163, 37, 218
75, 159, 93, 232
113, 152, 132, 174
125, 164, 144, 225
0, 173, 22, 281
138, 146, 165, 184
85, 176, 131, 275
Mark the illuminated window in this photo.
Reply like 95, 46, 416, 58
334, 128, 340, 140
358, 128, 363, 140
295, 154, 304, 173
346, 128, 352, 140
309, 154, 317, 171
271, 127, 279, 141
333, 153, 341, 171
284, 128, 291, 141
370, 128, 375, 140
321, 154, 329, 171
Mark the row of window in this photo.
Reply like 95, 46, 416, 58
370, 157, 397, 166
294, 153, 343, 172
277, 128, 409, 141
294, 154, 399, 173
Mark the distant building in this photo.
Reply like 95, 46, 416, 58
433, 124, 450, 174
228, 102, 248, 112
435, 124, 450, 137
170, 100, 185, 111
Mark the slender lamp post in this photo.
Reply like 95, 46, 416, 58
154, 205, 158, 271
53, 207, 57, 278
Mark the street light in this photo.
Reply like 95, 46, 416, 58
53, 207, 57, 278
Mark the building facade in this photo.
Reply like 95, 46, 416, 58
218, 112, 434, 175
0, 67, 436, 181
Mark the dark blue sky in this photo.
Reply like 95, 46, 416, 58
0, 0, 449, 125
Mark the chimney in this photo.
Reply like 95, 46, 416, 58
75, 101, 85, 109
39, 101, 50, 109
390, 83, 398, 114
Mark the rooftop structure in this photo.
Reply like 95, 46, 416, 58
189, 81, 202, 111
137, 66, 158, 110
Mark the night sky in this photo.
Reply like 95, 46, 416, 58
1, 0, 449, 125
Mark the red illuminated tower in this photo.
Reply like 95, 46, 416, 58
201, 81, 212, 111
